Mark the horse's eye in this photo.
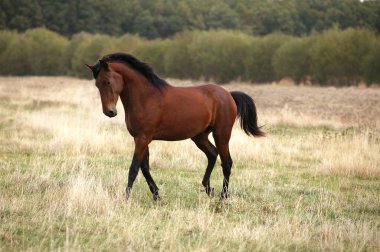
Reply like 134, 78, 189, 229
104, 81, 110, 86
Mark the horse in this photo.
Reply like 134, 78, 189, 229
86, 52, 265, 201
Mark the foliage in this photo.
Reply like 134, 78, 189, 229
0, 30, 18, 73
272, 37, 313, 83
134, 39, 172, 76
0, 28, 68, 75
0, 0, 380, 39
362, 43, 380, 84
244, 34, 292, 83
309, 28, 378, 85
66, 33, 119, 78
1, 27, 380, 86
164, 30, 252, 83
162, 31, 198, 79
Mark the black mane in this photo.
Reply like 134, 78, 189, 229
92, 52, 167, 89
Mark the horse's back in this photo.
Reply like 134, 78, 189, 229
171, 84, 237, 127
152, 84, 236, 140
170, 83, 236, 117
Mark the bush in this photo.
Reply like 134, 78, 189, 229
0, 30, 18, 75
66, 33, 146, 78
186, 30, 252, 83
309, 27, 378, 85
1, 27, 380, 86
129, 30, 253, 83
163, 31, 198, 80
362, 43, 380, 84
0, 28, 68, 75
117, 34, 147, 54
134, 39, 173, 76
67, 33, 123, 78
160, 30, 252, 83
0, 30, 17, 58
244, 34, 292, 83
272, 36, 313, 83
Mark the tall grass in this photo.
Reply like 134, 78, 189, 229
0, 77, 379, 251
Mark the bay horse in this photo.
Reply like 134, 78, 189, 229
86, 52, 264, 201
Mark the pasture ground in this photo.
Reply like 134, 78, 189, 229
1, 77, 380, 251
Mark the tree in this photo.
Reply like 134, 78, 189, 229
5, 0, 43, 31
163, 31, 198, 79
310, 27, 377, 85
134, 39, 172, 76
67, 33, 118, 78
362, 43, 380, 85
0, 28, 68, 75
205, 1, 239, 30
0, 0, 380, 38
272, 36, 313, 83
0, 30, 18, 75
244, 34, 292, 83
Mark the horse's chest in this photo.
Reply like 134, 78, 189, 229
125, 122, 133, 136
125, 116, 138, 137
125, 114, 149, 137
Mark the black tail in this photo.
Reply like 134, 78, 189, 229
230, 91, 265, 137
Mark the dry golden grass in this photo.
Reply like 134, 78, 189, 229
1, 77, 379, 251
227, 82, 380, 128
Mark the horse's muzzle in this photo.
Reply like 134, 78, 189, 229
104, 108, 117, 117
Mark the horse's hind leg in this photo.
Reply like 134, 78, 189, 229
213, 132, 233, 199
141, 148, 160, 200
222, 150, 233, 199
191, 133, 218, 196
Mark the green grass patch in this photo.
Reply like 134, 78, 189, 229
1, 106, 379, 251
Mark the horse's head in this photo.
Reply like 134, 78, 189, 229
86, 60, 124, 118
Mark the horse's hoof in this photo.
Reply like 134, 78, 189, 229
220, 191, 229, 199
153, 194, 161, 201
125, 187, 132, 201
206, 187, 215, 197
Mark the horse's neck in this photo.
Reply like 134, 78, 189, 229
119, 68, 161, 113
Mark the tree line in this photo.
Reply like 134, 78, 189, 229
1, 27, 379, 86
1, 0, 380, 39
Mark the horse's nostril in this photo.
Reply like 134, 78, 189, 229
106, 110, 117, 117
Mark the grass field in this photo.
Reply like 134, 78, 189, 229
1, 77, 380, 251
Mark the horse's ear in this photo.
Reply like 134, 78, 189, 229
85, 64, 94, 71
99, 59, 109, 70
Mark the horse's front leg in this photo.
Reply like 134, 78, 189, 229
141, 148, 160, 201
126, 136, 150, 200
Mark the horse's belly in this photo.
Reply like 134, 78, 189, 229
152, 86, 217, 141
153, 123, 209, 141
153, 112, 211, 141
153, 132, 196, 141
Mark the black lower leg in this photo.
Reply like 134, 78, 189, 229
141, 168, 159, 195
221, 152, 233, 199
192, 134, 218, 197
202, 154, 217, 196
126, 154, 141, 199
221, 171, 231, 198
140, 151, 160, 200
127, 155, 140, 188
126, 136, 150, 200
